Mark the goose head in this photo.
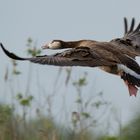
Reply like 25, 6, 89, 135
42, 40, 64, 49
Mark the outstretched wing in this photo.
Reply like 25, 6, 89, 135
0, 43, 114, 67
123, 17, 140, 47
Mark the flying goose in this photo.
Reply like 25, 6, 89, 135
1, 18, 140, 96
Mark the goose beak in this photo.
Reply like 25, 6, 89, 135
41, 44, 49, 49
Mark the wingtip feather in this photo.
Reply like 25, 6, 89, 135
124, 17, 128, 34
129, 18, 135, 33
0, 43, 26, 60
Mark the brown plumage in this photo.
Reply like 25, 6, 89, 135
111, 17, 140, 54
1, 18, 140, 96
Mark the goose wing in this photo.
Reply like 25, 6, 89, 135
123, 17, 140, 48
94, 42, 140, 74
0, 43, 116, 67
1, 42, 140, 73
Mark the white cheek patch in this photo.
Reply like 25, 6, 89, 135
48, 42, 61, 49
48, 42, 52, 48
117, 64, 140, 79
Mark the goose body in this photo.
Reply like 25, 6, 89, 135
1, 18, 140, 96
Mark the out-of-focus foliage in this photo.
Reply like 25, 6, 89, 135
0, 104, 15, 140
121, 113, 140, 140
16, 93, 33, 106
12, 60, 21, 75
99, 136, 118, 140
26, 37, 41, 56
0, 104, 13, 124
